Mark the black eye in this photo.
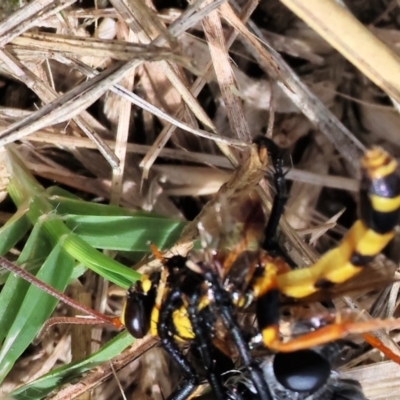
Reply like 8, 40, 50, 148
273, 349, 331, 393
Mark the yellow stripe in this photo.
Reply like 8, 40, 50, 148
265, 146, 399, 351
120, 300, 127, 326
355, 226, 394, 256
141, 275, 152, 293
322, 260, 362, 284
150, 307, 159, 337
262, 325, 279, 347
370, 194, 400, 213
198, 296, 210, 310
362, 147, 397, 179
252, 260, 278, 298
276, 220, 394, 298
275, 249, 355, 298
172, 307, 194, 340
276, 222, 359, 297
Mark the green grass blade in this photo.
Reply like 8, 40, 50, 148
46, 185, 83, 199
5, 148, 187, 288
0, 242, 75, 383
0, 210, 30, 257
6, 148, 141, 288
63, 215, 185, 251
9, 332, 135, 400
0, 221, 52, 342
0, 146, 187, 393
47, 192, 156, 217
60, 232, 139, 288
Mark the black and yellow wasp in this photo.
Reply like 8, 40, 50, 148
3, 137, 398, 399
121, 136, 400, 399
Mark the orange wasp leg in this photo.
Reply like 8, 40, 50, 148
262, 317, 400, 353
362, 333, 400, 365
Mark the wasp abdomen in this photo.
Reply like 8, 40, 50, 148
359, 147, 400, 235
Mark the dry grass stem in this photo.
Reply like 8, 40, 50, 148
281, 0, 400, 103
1, 0, 400, 398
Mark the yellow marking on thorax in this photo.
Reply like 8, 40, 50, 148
141, 275, 152, 293
150, 306, 159, 337
173, 306, 194, 340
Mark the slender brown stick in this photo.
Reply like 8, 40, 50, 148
0, 256, 122, 328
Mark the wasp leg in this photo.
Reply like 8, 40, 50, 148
249, 250, 400, 365
187, 291, 228, 400
260, 313, 400, 353
158, 288, 198, 400
253, 136, 289, 255
203, 269, 273, 400
362, 332, 400, 364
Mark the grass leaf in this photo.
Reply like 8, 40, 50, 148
0, 241, 74, 382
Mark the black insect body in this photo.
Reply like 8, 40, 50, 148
122, 137, 400, 400
224, 343, 366, 400
123, 253, 272, 400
